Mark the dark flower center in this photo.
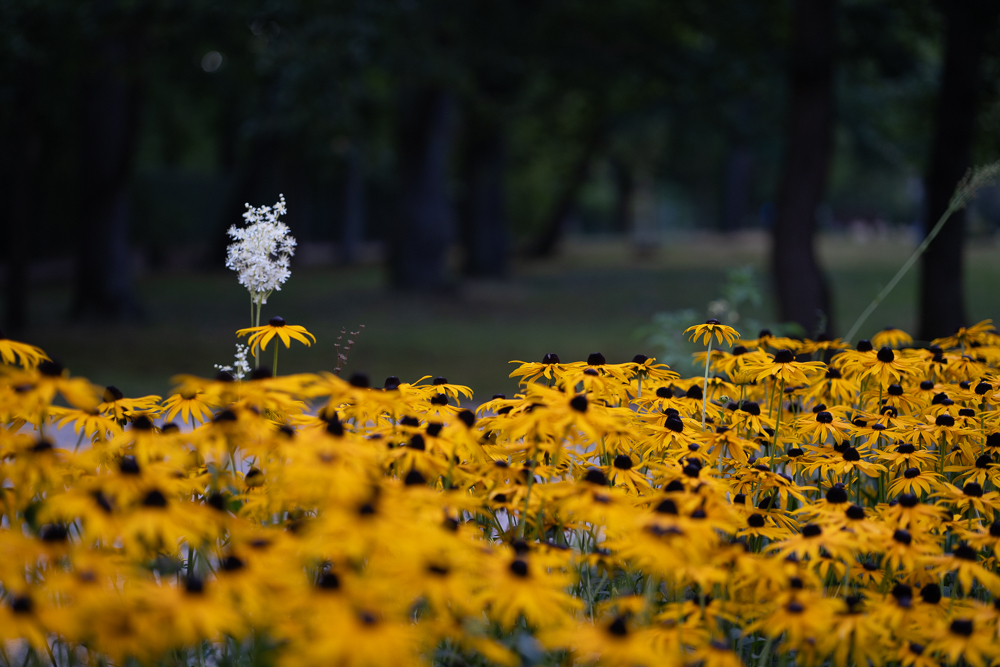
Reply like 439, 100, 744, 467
773, 349, 794, 364
802, 524, 821, 537
893, 529, 912, 545
403, 470, 426, 486
855, 340, 873, 352
40, 524, 68, 542
747, 513, 765, 528
38, 360, 64, 377
613, 455, 633, 470
584, 468, 607, 485
816, 411, 833, 424
842, 447, 860, 462
509, 559, 528, 577
950, 619, 973, 637
542, 353, 560, 364
268, 316, 286, 327
103, 385, 124, 402
570, 395, 588, 412
220, 555, 245, 572
877, 347, 895, 363
935, 414, 955, 427
904, 467, 920, 479
317, 572, 340, 590
142, 490, 168, 508
11, 595, 33, 614
920, 583, 941, 604
587, 352, 606, 366
845, 505, 865, 520
608, 616, 628, 636
655, 499, 678, 515
119, 456, 140, 475
963, 482, 984, 498
826, 486, 848, 504
349, 373, 370, 388
953, 544, 977, 561
891, 583, 912, 600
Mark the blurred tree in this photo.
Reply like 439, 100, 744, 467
918, 0, 1000, 340
771, 0, 836, 337
3, 56, 42, 334
389, 86, 458, 289
71, 4, 145, 320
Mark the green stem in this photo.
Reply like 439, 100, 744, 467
273, 343, 279, 377
772, 378, 785, 453
518, 449, 537, 539
702, 338, 713, 430
254, 294, 262, 369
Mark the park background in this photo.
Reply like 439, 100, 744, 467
2, 0, 1000, 400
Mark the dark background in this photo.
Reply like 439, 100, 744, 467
2, 0, 1000, 397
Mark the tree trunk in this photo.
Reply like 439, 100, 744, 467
721, 145, 753, 232
72, 36, 143, 320
389, 87, 458, 290
771, 0, 836, 337
461, 120, 509, 278
3, 67, 42, 334
611, 159, 635, 235
917, 0, 999, 340
341, 139, 366, 265
530, 125, 605, 258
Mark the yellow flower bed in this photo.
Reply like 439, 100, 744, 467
2, 321, 1000, 666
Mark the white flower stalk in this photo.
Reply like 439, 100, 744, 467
215, 344, 251, 381
226, 195, 296, 327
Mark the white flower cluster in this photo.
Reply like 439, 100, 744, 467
225, 195, 296, 302
215, 343, 251, 381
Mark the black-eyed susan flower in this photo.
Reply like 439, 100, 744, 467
685, 319, 740, 348
0, 329, 48, 368
857, 347, 921, 387
872, 326, 913, 349
236, 316, 316, 371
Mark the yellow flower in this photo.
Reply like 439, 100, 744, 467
750, 349, 826, 386
872, 326, 913, 349
684, 319, 740, 347
0, 330, 48, 368
856, 347, 921, 387
161, 390, 219, 425
932, 319, 998, 350
237, 316, 316, 356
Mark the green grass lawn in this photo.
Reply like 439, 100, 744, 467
11, 231, 1000, 400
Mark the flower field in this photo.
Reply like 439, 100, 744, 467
3, 317, 1000, 667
